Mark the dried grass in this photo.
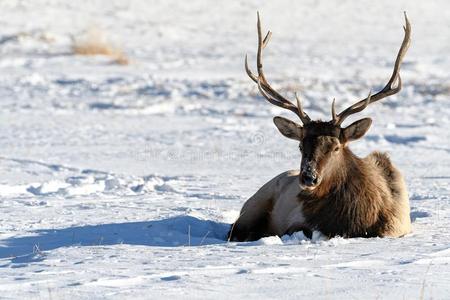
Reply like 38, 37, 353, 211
72, 27, 129, 65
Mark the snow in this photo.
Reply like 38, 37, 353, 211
0, 0, 450, 299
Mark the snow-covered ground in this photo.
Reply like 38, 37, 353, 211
0, 0, 449, 299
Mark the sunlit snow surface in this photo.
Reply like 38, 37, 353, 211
0, 0, 449, 299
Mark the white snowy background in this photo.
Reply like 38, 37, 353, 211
0, 0, 449, 299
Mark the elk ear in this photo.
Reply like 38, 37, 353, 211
342, 118, 372, 142
273, 116, 303, 141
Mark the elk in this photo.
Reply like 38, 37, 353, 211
228, 13, 412, 241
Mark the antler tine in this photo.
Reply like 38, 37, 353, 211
245, 12, 311, 124
244, 54, 258, 82
295, 92, 311, 123
262, 31, 272, 48
331, 98, 337, 122
334, 91, 372, 125
333, 12, 411, 126
257, 78, 302, 118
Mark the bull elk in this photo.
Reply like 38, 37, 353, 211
228, 13, 412, 241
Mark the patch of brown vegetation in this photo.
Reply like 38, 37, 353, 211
72, 27, 129, 65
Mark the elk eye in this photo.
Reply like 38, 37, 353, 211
333, 146, 340, 152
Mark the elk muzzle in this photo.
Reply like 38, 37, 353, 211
300, 163, 320, 188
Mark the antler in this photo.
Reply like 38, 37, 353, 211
245, 12, 311, 124
332, 12, 411, 126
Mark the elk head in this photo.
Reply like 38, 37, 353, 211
245, 12, 411, 190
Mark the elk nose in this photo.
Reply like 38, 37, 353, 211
301, 172, 318, 187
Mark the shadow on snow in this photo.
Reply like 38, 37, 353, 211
0, 216, 230, 263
